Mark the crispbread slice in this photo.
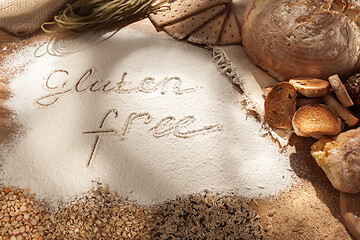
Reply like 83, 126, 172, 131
149, 0, 232, 27
289, 77, 329, 98
216, 7, 242, 45
188, 8, 227, 45
163, 4, 227, 40
292, 104, 342, 137
265, 82, 297, 129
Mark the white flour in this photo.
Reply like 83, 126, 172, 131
0, 27, 295, 205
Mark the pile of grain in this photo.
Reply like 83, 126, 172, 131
152, 193, 265, 239
0, 184, 265, 239
44, 183, 154, 240
0, 187, 48, 240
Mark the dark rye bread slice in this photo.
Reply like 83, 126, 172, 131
289, 77, 329, 98
188, 8, 228, 45
149, 0, 232, 27
163, 4, 227, 40
216, 7, 241, 45
265, 82, 297, 129
292, 104, 342, 137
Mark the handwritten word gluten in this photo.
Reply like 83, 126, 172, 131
36, 69, 197, 107
83, 109, 222, 166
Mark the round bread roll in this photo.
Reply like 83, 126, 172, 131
242, 0, 360, 81
311, 128, 360, 193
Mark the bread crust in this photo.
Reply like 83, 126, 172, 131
241, 0, 360, 81
289, 78, 329, 98
265, 82, 297, 129
292, 104, 342, 137
311, 128, 360, 193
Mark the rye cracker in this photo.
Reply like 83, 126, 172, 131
163, 4, 227, 40
217, 7, 242, 45
149, 0, 232, 27
188, 8, 228, 45
292, 104, 342, 137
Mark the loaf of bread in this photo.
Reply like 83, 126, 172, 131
292, 104, 342, 137
264, 82, 297, 129
311, 128, 360, 193
242, 0, 360, 81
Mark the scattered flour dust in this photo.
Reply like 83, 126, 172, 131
0, 27, 295, 205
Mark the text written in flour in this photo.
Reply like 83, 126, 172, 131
83, 109, 222, 166
35, 69, 198, 107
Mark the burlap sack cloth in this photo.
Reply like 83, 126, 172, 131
0, 0, 71, 36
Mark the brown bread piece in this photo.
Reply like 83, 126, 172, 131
163, 4, 227, 40
323, 94, 359, 127
216, 7, 242, 45
188, 8, 228, 45
265, 82, 297, 129
289, 78, 329, 98
242, 0, 360, 81
292, 104, 342, 137
149, 0, 231, 27
340, 192, 360, 240
311, 128, 360, 193
328, 74, 354, 107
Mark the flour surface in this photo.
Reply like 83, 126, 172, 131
0, 27, 294, 204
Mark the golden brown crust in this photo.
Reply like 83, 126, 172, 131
265, 82, 297, 129
292, 104, 342, 137
241, 0, 360, 81
311, 128, 360, 193
289, 78, 329, 97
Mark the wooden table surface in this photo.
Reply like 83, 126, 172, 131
0, 24, 358, 239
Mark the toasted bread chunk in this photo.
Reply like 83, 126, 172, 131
311, 128, 360, 193
328, 74, 354, 107
289, 78, 329, 98
292, 104, 342, 137
265, 82, 297, 129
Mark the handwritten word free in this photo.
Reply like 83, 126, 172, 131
36, 69, 198, 107
83, 110, 222, 166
